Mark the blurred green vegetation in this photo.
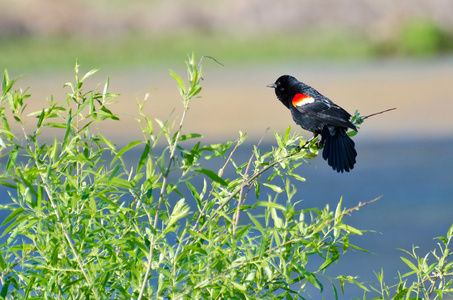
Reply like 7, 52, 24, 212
380, 19, 453, 56
1, 19, 452, 71
0, 32, 374, 71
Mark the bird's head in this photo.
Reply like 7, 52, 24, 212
267, 75, 302, 108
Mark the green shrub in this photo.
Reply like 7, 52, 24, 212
0, 55, 451, 299
371, 226, 453, 300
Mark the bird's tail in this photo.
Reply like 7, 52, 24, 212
320, 126, 357, 173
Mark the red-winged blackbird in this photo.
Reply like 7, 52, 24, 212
268, 75, 357, 173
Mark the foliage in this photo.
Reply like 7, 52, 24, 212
398, 19, 452, 56
369, 224, 453, 300
0, 55, 451, 299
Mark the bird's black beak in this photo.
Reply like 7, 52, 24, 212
267, 83, 277, 88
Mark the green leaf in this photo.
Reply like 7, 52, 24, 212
253, 201, 286, 211
184, 245, 207, 256
337, 224, 363, 235
1, 279, 9, 298
198, 168, 227, 186
275, 131, 285, 149
166, 199, 189, 230
254, 182, 261, 200
0, 251, 6, 270
188, 85, 202, 98
271, 207, 283, 228
1, 214, 27, 238
400, 256, 418, 272
284, 126, 291, 143
1, 113, 14, 141
318, 253, 340, 271
334, 197, 343, 224
137, 141, 150, 172
1, 207, 24, 227
100, 133, 116, 152
230, 280, 247, 291
43, 122, 67, 128
102, 76, 110, 102
6, 146, 18, 172
2, 70, 9, 93
102, 177, 132, 189
36, 108, 46, 129
347, 130, 358, 137
73, 95, 91, 116
49, 136, 59, 163
336, 275, 369, 292
112, 140, 142, 166
109, 164, 122, 183
169, 70, 186, 95
186, 181, 201, 209
80, 68, 100, 82
62, 113, 73, 150
263, 183, 284, 193
248, 213, 264, 235
24, 277, 35, 298
0, 180, 16, 189
294, 264, 323, 291
332, 283, 339, 300
2, 70, 20, 95
393, 288, 408, 299
178, 133, 202, 142
288, 173, 306, 182
99, 105, 120, 120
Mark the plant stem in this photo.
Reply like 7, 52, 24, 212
19, 118, 99, 299
233, 128, 268, 235
137, 94, 190, 300
175, 196, 381, 299
198, 140, 309, 234
41, 173, 99, 299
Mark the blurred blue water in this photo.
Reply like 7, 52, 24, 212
1, 137, 452, 298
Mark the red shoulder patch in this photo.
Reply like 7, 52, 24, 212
292, 93, 315, 107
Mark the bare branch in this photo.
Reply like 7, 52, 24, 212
363, 107, 396, 120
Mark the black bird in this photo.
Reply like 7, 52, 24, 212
268, 75, 357, 173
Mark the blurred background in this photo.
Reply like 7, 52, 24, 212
1, 0, 453, 298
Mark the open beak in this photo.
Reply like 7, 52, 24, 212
267, 83, 277, 88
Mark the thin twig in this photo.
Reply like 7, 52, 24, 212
233, 127, 269, 235
139, 56, 204, 299
175, 196, 381, 299
0, 246, 35, 285
242, 183, 255, 205
194, 135, 243, 231
197, 55, 224, 71
362, 107, 396, 120
344, 196, 382, 215
19, 119, 99, 299
138, 102, 189, 300
426, 240, 453, 298
198, 134, 310, 234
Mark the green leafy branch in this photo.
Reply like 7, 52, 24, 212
2, 54, 443, 300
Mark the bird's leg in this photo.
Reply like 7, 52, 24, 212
306, 134, 317, 144
294, 134, 319, 152
304, 134, 319, 147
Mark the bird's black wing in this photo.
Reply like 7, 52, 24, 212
293, 99, 356, 130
